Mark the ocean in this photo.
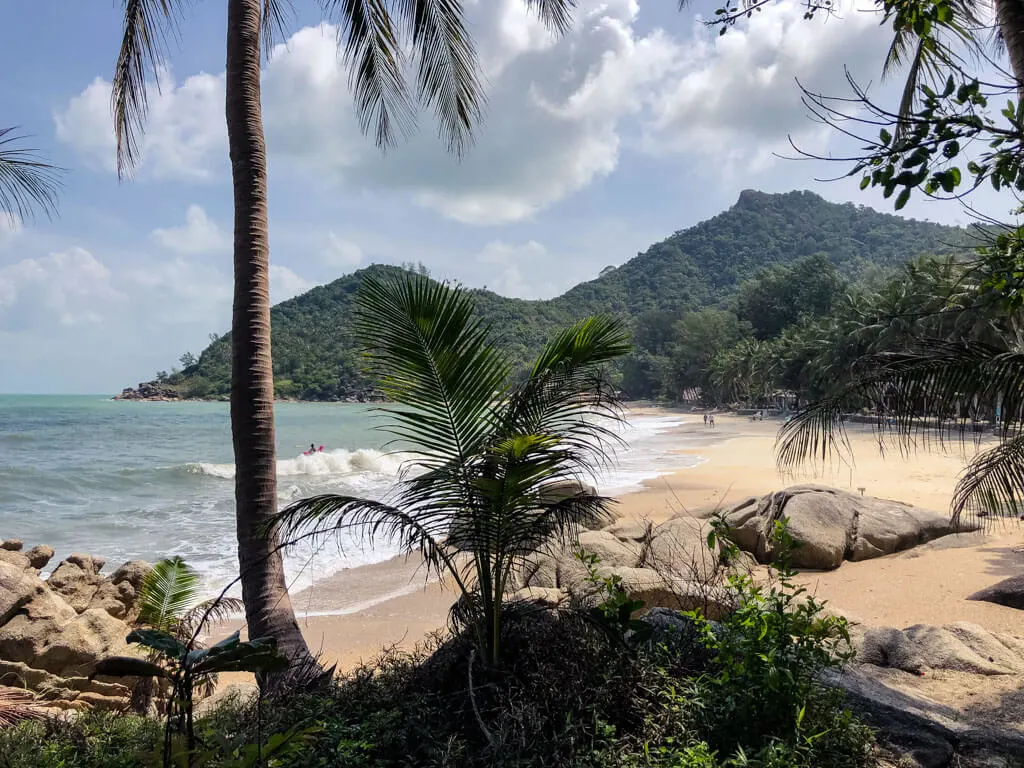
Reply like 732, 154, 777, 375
0, 395, 698, 597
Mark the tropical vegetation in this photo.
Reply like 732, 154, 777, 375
0, 524, 874, 768
108, 0, 578, 673
151, 190, 969, 402
270, 271, 630, 665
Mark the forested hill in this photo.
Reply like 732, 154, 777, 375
137, 190, 969, 401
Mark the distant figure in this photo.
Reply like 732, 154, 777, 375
703, 413, 708, 426
304, 443, 316, 456
709, 414, 715, 429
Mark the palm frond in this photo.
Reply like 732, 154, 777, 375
504, 316, 631, 471
523, 0, 575, 34
0, 128, 62, 221
396, 0, 484, 157
138, 556, 200, 632
325, 0, 413, 149
0, 687, 45, 729
113, 0, 181, 177
263, 0, 295, 57
776, 394, 853, 472
952, 433, 1024, 525
272, 493, 469, 592
355, 272, 512, 465
179, 596, 245, 639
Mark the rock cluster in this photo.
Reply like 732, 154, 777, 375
513, 516, 739, 619
0, 539, 149, 712
723, 484, 977, 570
114, 382, 181, 401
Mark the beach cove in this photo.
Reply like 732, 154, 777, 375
267, 411, 1024, 670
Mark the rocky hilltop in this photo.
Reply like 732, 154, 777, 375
0, 539, 150, 713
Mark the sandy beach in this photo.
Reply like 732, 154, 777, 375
237, 410, 1024, 671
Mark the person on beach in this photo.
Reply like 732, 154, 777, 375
709, 414, 715, 428
703, 413, 708, 426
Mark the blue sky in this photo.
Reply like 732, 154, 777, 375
0, 0, 1008, 393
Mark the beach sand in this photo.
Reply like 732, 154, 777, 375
224, 410, 1024, 672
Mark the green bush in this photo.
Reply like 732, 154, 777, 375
0, 712, 161, 768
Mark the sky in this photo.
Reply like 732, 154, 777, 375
0, 0, 1010, 394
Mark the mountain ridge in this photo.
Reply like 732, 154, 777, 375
118, 189, 970, 402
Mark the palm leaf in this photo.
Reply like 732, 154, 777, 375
263, 0, 295, 57
952, 433, 1024, 524
523, 0, 575, 34
778, 340, 1024, 470
179, 596, 245, 638
0, 128, 62, 221
505, 315, 631, 469
272, 493, 470, 594
138, 556, 200, 631
113, 0, 181, 177
355, 272, 512, 466
0, 687, 45, 729
396, 0, 484, 157
325, 0, 413, 150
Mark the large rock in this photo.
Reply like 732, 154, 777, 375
595, 566, 734, 619
0, 547, 146, 711
967, 574, 1024, 610
86, 560, 151, 621
576, 530, 642, 569
646, 515, 720, 580
0, 562, 47, 626
25, 545, 54, 570
854, 621, 1024, 676
46, 554, 106, 613
724, 485, 976, 570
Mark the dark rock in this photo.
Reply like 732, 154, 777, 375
1, 540, 24, 552
828, 667, 1024, 768
25, 545, 54, 570
967, 574, 1024, 611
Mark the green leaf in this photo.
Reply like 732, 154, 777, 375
92, 656, 167, 679
138, 556, 199, 631
879, 128, 892, 146
894, 188, 911, 210
127, 628, 187, 659
859, 175, 870, 190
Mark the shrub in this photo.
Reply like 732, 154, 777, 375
0, 712, 161, 768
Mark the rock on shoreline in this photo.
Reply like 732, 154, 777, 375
113, 382, 182, 401
0, 539, 150, 713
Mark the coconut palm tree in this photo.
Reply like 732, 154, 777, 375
0, 126, 60, 222
109, 0, 575, 668
269, 271, 631, 665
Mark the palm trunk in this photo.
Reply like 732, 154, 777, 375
225, 0, 314, 671
997, 0, 1024, 97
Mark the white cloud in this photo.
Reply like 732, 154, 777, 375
0, 248, 123, 330
476, 239, 548, 297
55, 71, 226, 180
152, 205, 229, 254
56, 1, 686, 224
0, 212, 22, 248
643, 0, 891, 173
270, 264, 317, 304
323, 232, 363, 269
55, 0, 895, 221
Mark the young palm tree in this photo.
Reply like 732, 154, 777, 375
0, 126, 60, 222
110, 0, 575, 668
269, 271, 631, 664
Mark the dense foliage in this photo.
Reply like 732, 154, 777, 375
149, 190, 968, 401
0, 534, 873, 768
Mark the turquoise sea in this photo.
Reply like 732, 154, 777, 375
0, 395, 696, 596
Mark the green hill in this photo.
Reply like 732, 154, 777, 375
139, 190, 970, 401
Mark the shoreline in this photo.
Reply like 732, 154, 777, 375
218, 411, 1022, 674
